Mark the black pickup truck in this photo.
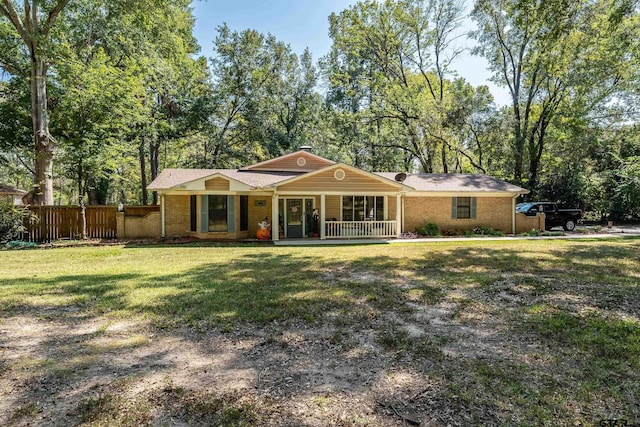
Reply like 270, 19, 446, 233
516, 202, 582, 231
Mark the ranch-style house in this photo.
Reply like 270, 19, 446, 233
147, 148, 530, 240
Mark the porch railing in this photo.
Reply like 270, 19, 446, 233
325, 220, 397, 238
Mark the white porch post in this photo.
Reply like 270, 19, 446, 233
401, 193, 405, 236
320, 194, 326, 240
160, 193, 166, 238
272, 192, 279, 241
396, 194, 401, 238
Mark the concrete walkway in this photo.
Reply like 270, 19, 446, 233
273, 226, 640, 246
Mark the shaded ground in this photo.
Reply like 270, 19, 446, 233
1, 239, 639, 426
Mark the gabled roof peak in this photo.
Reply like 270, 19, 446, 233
241, 150, 335, 172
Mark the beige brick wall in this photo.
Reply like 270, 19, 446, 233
515, 212, 545, 233
165, 195, 191, 237
117, 212, 161, 238
387, 196, 397, 221
248, 195, 272, 238
164, 194, 243, 240
404, 196, 514, 234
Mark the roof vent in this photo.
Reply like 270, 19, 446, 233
299, 145, 313, 153
394, 172, 407, 183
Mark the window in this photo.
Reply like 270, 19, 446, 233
200, 195, 235, 233
208, 195, 228, 231
452, 197, 476, 219
342, 196, 385, 221
456, 197, 471, 219
367, 196, 384, 220
240, 196, 248, 231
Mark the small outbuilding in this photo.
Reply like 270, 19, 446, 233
0, 183, 26, 206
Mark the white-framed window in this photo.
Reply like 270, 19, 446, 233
342, 196, 384, 221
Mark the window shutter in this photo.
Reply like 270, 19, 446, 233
190, 195, 197, 232
471, 197, 477, 219
227, 195, 236, 232
200, 195, 208, 232
451, 197, 458, 219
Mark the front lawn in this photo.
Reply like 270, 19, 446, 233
1, 238, 638, 426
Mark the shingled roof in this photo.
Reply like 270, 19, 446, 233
147, 169, 303, 190
0, 183, 26, 195
374, 173, 528, 193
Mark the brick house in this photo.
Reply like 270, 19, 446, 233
147, 148, 530, 240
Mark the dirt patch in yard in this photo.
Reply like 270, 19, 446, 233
1, 294, 613, 427
1, 313, 423, 426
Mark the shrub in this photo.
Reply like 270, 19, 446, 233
0, 203, 35, 243
440, 228, 461, 236
471, 226, 505, 237
519, 229, 564, 237
416, 222, 439, 236
400, 231, 419, 239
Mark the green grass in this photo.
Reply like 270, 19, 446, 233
1, 238, 639, 425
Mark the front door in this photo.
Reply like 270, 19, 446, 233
286, 199, 303, 238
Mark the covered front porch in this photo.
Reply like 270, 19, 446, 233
270, 193, 402, 240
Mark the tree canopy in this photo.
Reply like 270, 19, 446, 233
0, 0, 638, 220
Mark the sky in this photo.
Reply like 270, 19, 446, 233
191, 0, 510, 105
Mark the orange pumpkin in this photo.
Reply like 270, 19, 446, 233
256, 228, 270, 240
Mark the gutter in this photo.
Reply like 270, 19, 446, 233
512, 194, 518, 235
160, 192, 166, 238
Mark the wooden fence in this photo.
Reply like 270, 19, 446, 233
22, 205, 159, 242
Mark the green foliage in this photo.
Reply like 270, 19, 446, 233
416, 223, 439, 236
472, 0, 639, 191
4, 240, 38, 249
440, 228, 461, 236
192, 25, 322, 169
0, 0, 205, 205
53, 48, 146, 202
518, 229, 565, 237
0, 203, 34, 243
323, 0, 496, 173
0, 0, 638, 220
469, 226, 505, 237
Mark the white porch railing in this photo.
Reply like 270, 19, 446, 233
325, 220, 397, 238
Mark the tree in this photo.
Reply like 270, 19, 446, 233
194, 25, 320, 168
324, 0, 494, 173
471, 0, 640, 192
0, 77, 33, 187
0, 0, 201, 205
52, 49, 145, 205
0, 0, 69, 204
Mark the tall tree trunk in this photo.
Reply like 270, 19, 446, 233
527, 120, 549, 196
31, 57, 54, 205
149, 140, 160, 205
87, 177, 109, 205
441, 144, 448, 173
512, 103, 524, 185
139, 142, 148, 205
79, 195, 87, 240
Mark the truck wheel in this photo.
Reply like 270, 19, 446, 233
563, 219, 576, 231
